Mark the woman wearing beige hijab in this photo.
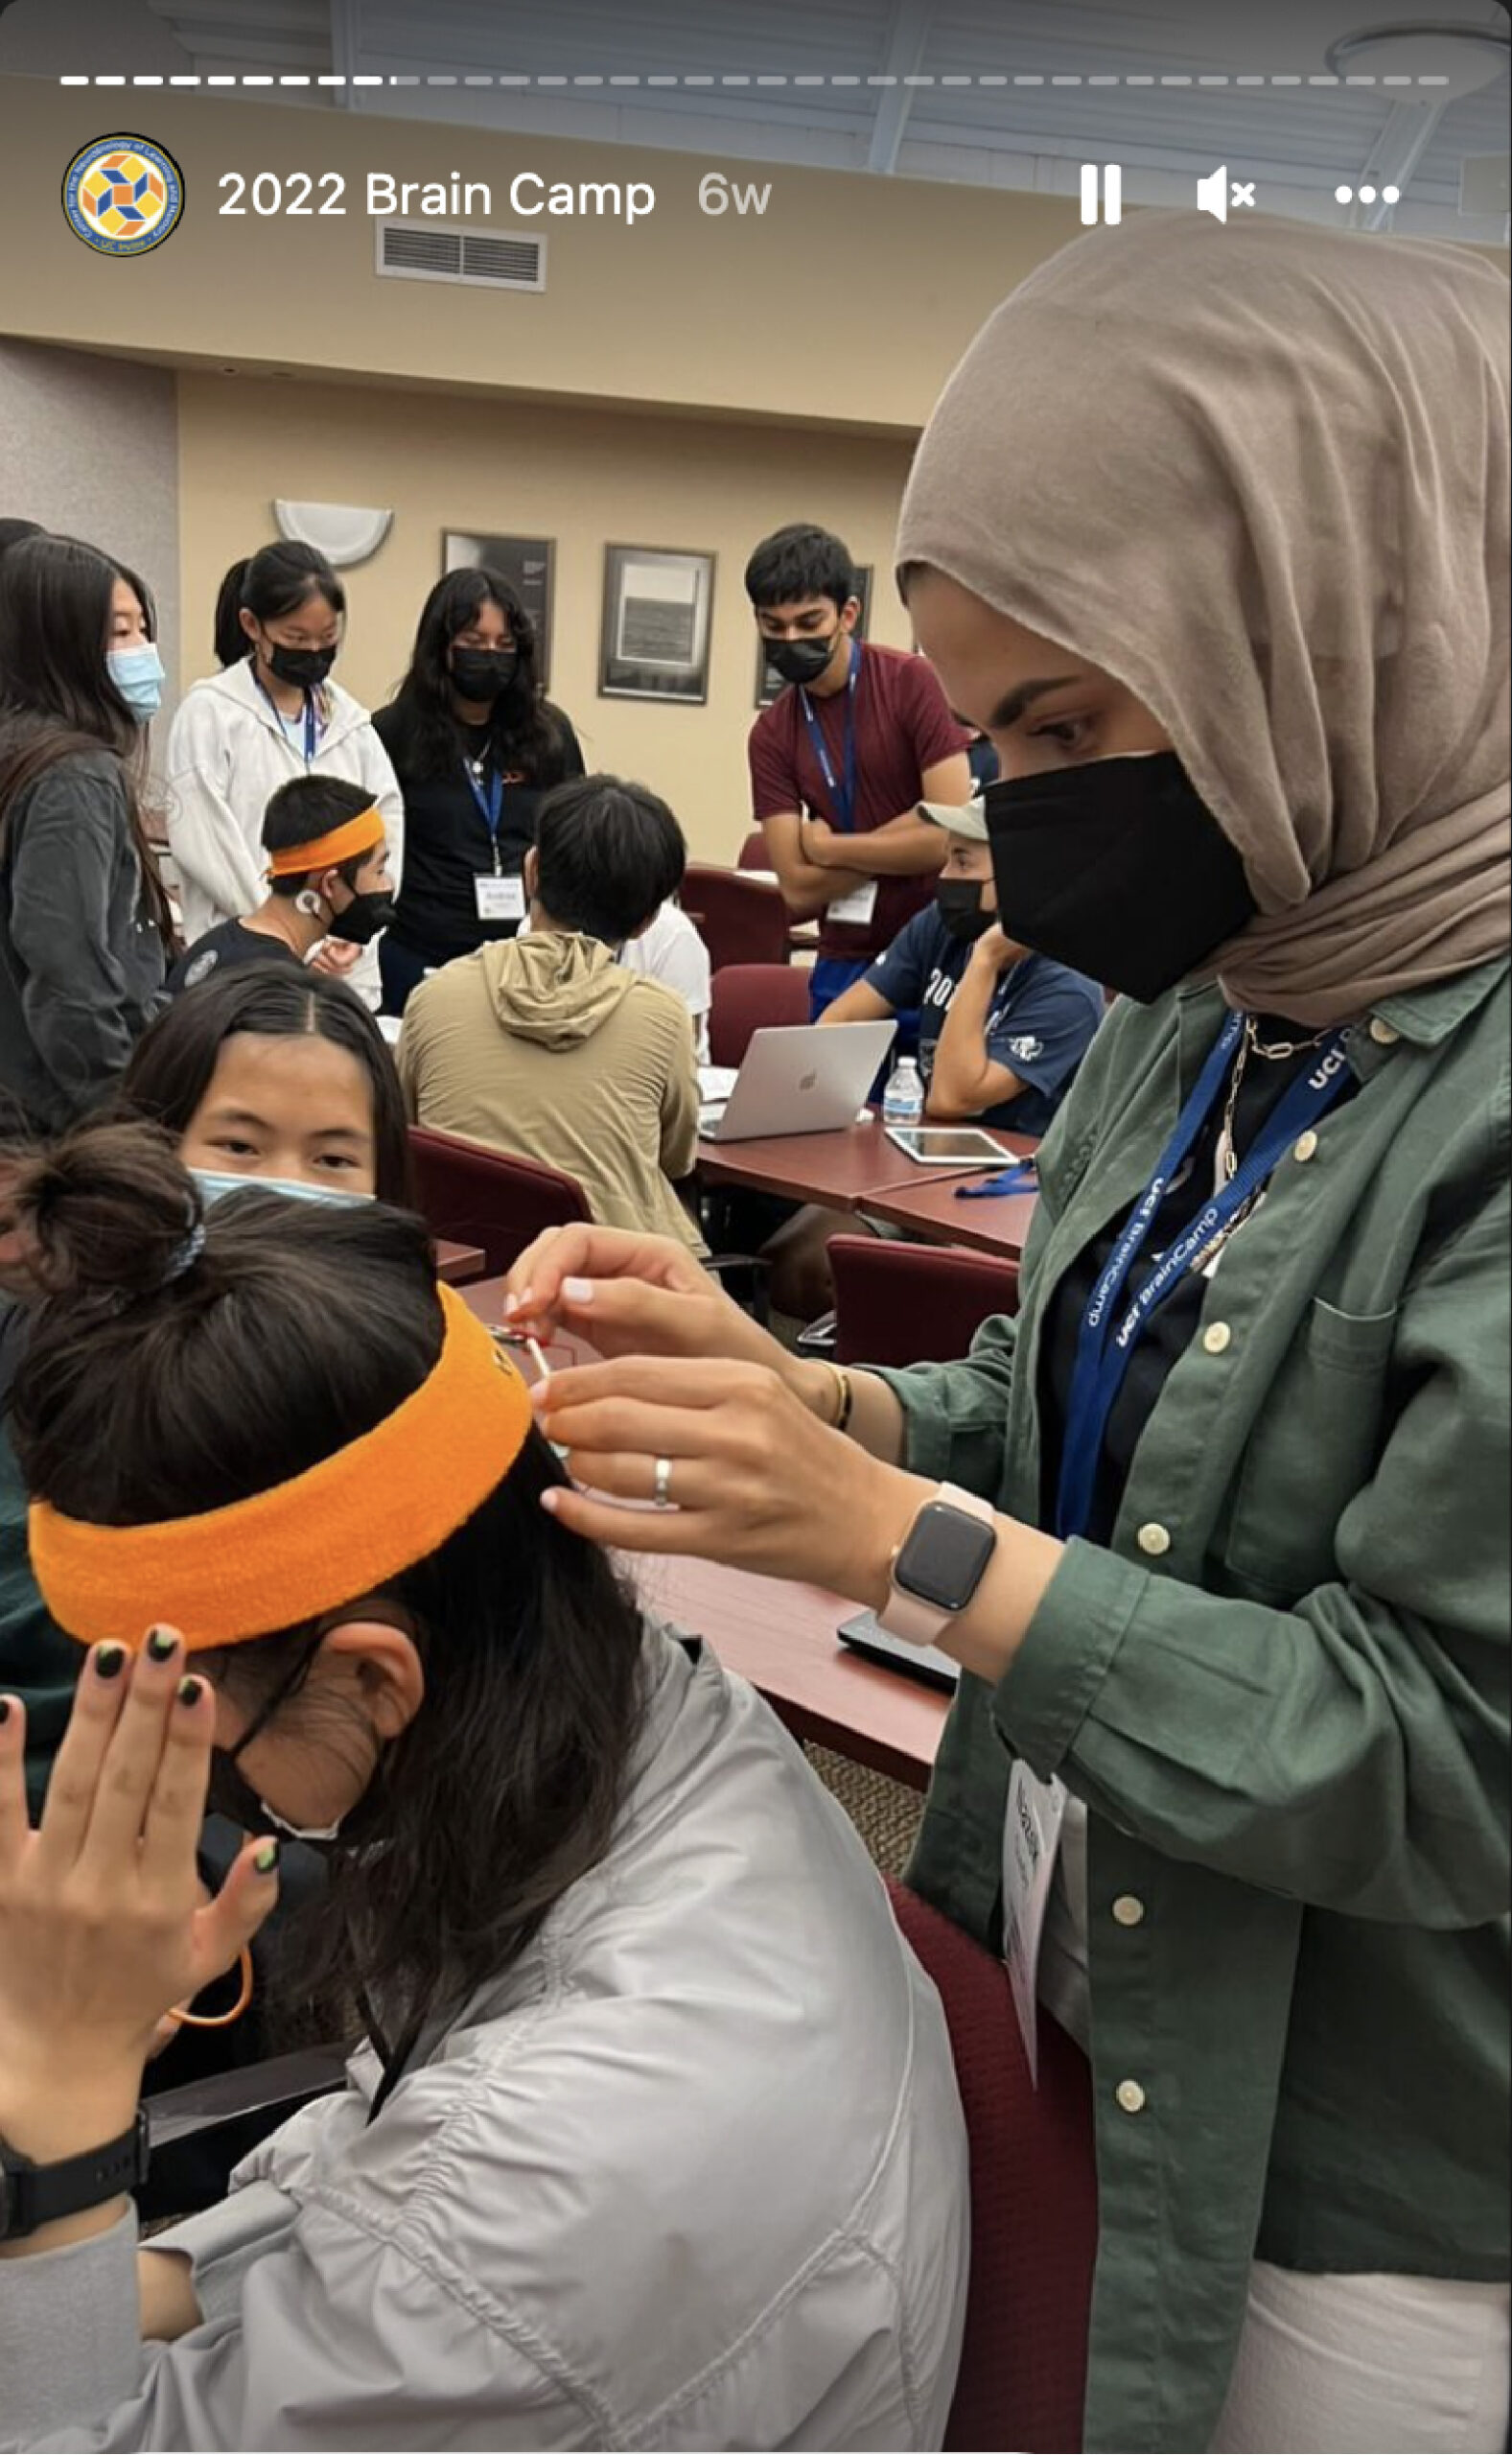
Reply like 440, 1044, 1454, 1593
504, 213, 1510, 2453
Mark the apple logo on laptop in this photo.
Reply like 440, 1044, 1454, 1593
799, 1069, 817, 1092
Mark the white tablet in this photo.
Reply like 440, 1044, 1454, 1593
883, 1126, 1012, 1167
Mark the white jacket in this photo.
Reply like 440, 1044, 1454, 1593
164, 662, 404, 1012
3, 1631, 970, 2451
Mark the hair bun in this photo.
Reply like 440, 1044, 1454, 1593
3, 1121, 201, 1306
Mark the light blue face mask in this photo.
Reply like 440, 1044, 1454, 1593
189, 1167, 374, 1209
106, 643, 166, 723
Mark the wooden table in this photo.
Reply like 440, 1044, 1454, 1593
434, 1239, 487, 1285
862, 1135, 1040, 1263
459, 1277, 947, 1789
697, 1115, 1027, 1213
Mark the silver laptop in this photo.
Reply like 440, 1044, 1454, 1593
698, 1021, 896, 1142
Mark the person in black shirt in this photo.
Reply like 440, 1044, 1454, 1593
373, 567, 584, 1014
169, 775, 395, 994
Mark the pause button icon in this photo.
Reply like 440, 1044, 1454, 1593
1081, 163, 1123, 224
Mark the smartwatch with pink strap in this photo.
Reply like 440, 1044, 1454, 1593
876, 1483, 999, 1648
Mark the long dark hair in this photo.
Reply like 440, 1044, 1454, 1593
7, 1122, 646, 2046
116, 966, 414, 1207
0, 534, 175, 949
379, 566, 568, 784
214, 542, 345, 670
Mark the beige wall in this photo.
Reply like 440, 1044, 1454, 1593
0, 339, 181, 734
178, 371, 916, 861
5, 77, 1079, 432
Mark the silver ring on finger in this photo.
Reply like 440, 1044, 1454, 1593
652, 1456, 674, 1510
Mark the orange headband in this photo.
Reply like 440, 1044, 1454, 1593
29, 1286, 533, 1650
267, 806, 384, 878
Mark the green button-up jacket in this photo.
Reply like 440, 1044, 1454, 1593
875, 958, 1509, 2455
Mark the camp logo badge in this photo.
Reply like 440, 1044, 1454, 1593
63, 135, 184, 256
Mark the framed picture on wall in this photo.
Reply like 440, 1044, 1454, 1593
442, 531, 556, 690
755, 564, 872, 708
599, 545, 715, 705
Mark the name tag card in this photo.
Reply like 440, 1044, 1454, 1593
1002, 1760, 1068, 2088
826, 880, 878, 928
475, 876, 526, 923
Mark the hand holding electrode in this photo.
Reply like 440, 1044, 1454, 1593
0, 1631, 280, 2240
504, 1224, 795, 1378
530, 1352, 930, 1597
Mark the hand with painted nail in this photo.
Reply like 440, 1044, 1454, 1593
0, 1631, 280, 2185
501, 1223, 793, 1379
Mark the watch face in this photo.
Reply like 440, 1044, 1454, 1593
896, 1502, 996, 1612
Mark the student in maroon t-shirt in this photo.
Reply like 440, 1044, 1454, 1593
745, 525, 973, 1018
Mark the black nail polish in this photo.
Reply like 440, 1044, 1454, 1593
0, 1697, 11, 1725
176, 1674, 203, 1707
95, 1643, 127, 1679
146, 1627, 178, 1663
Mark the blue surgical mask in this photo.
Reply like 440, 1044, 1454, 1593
107, 643, 166, 723
189, 1167, 374, 1209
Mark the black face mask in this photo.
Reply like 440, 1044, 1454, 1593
768, 632, 841, 689
935, 878, 994, 946
268, 642, 338, 690
982, 752, 1257, 1004
327, 888, 399, 947
450, 647, 520, 702
203, 1602, 408, 1853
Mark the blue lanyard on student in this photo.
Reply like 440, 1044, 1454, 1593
257, 676, 320, 766
462, 757, 506, 873
799, 640, 860, 833
1055, 1012, 1353, 1543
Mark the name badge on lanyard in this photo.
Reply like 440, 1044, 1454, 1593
463, 756, 523, 923
826, 880, 878, 927
475, 875, 525, 922
1003, 1761, 1068, 2088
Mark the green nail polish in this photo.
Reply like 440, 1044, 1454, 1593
146, 1627, 178, 1663
253, 1839, 280, 1875
95, 1643, 127, 1679
176, 1674, 203, 1707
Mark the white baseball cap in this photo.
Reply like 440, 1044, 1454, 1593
917, 796, 988, 843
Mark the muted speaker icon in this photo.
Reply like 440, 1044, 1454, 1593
1197, 165, 1230, 222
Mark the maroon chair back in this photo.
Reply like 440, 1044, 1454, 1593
682, 864, 791, 971
407, 1126, 591, 1278
828, 1233, 1019, 1368
737, 830, 770, 871
708, 964, 813, 1069
887, 1881, 1097, 2453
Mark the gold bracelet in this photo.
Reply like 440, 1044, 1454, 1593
826, 1360, 854, 1435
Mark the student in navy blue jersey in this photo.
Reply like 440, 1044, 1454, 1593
822, 796, 1103, 1132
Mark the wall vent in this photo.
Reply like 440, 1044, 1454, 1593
375, 222, 547, 292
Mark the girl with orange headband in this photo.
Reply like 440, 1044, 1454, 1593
0, 1124, 967, 2449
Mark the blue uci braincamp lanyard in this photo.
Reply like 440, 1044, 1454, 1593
258, 677, 320, 766
462, 758, 506, 871
1055, 1011, 1353, 1543
799, 640, 861, 834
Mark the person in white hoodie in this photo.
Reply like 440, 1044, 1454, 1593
165, 544, 403, 1014
0, 1128, 968, 2451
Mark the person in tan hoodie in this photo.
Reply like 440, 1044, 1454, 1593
397, 775, 704, 1253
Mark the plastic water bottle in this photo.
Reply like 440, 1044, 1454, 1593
882, 1055, 925, 1131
